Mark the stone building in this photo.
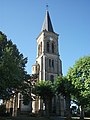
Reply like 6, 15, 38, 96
5, 9, 65, 117
32, 9, 65, 116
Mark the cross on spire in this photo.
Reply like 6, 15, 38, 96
41, 2, 54, 32
46, 4, 48, 11
46, 0, 49, 10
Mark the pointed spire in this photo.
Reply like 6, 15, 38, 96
41, 8, 54, 32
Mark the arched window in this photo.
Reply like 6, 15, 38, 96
40, 42, 42, 54
50, 75, 54, 83
49, 59, 51, 67
52, 60, 54, 68
52, 42, 54, 53
38, 44, 40, 56
47, 42, 49, 53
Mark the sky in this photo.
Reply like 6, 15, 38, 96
0, 0, 90, 75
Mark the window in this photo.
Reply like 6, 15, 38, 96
38, 44, 40, 56
49, 59, 51, 67
47, 42, 49, 53
52, 60, 54, 68
50, 75, 54, 83
33, 67, 34, 71
40, 42, 42, 54
36, 66, 37, 72
52, 42, 54, 53
38, 42, 42, 56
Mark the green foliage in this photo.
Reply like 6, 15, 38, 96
0, 31, 29, 100
55, 76, 74, 120
55, 76, 75, 98
34, 80, 54, 116
67, 56, 90, 119
0, 104, 6, 116
34, 80, 54, 100
84, 104, 90, 117
21, 77, 31, 105
21, 74, 39, 105
67, 56, 90, 106
23, 94, 31, 105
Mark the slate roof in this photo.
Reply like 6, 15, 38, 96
41, 10, 54, 33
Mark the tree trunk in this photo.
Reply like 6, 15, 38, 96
65, 95, 71, 120
45, 99, 49, 116
80, 105, 84, 120
45, 98, 52, 116
48, 98, 52, 115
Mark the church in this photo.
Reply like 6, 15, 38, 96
31, 9, 65, 116
5, 8, 65, 116
32, 9, 62, 82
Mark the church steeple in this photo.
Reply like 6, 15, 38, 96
41, 10, 54, 32
32, 6, 62, 81
32, 6, 64, 115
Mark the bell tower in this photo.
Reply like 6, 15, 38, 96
32, 9, 62, 82
32, 9, 65, 116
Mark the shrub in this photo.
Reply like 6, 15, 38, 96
0, 104, 6, 116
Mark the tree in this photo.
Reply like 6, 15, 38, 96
21, 74, 38, 105
0, 31, 29, 100
55, 76, 75, 120
67, 56, 90, 120
34, 80, 54, 116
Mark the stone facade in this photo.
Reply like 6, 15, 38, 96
32, 30, 62, 81
5, 9, 65, 117
32, 10, 65, 116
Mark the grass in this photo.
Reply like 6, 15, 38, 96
0, 116, 53, 120
0, 116, 90, 120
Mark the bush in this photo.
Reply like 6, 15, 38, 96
0, 104, 6, 116
85, 110, 90, 117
